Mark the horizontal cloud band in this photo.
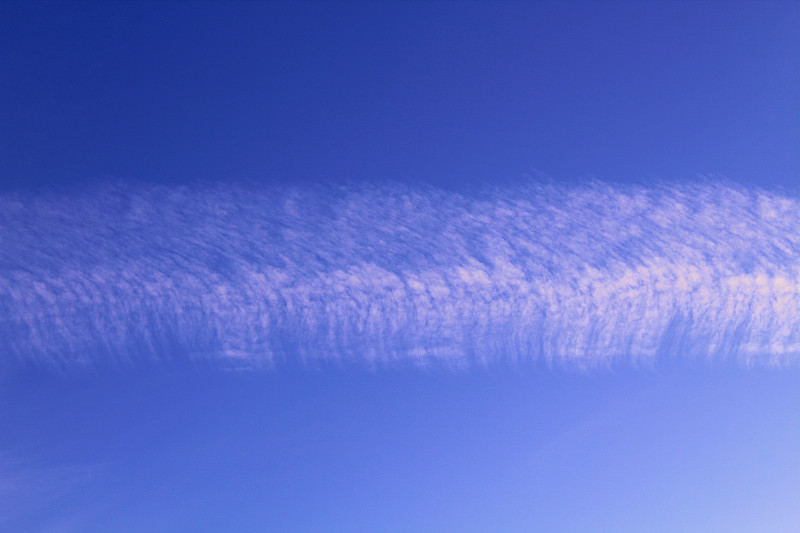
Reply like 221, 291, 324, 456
1, 179, 798, 369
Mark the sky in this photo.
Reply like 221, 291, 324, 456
1, 1, 799, 532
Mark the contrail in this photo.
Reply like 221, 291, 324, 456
1, 179, 798, 370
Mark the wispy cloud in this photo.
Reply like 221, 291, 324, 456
0, 449, 104, 532
1, 179, 798, 369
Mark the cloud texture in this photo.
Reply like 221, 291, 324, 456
1, 179, 798, 369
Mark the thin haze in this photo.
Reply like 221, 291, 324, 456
3, 179, 798, 370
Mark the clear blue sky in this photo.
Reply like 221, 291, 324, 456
2, 0, 798, 190
1, 1, 798, 532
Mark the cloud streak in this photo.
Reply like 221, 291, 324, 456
1, 179, 798, 370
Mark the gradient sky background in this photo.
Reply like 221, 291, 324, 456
1, 1, 799, 532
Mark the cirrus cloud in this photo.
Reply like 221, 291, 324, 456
1, 179, 798, 370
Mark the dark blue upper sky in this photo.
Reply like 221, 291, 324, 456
2, 0, 798, 190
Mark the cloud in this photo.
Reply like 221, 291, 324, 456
1, 179, 798, 369
0, 450, 104, 532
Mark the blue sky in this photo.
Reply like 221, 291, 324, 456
1, 1, 799, 532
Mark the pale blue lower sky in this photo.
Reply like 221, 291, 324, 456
1, 364, 798, 532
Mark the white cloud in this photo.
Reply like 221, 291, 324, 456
1, 179, 798, 369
